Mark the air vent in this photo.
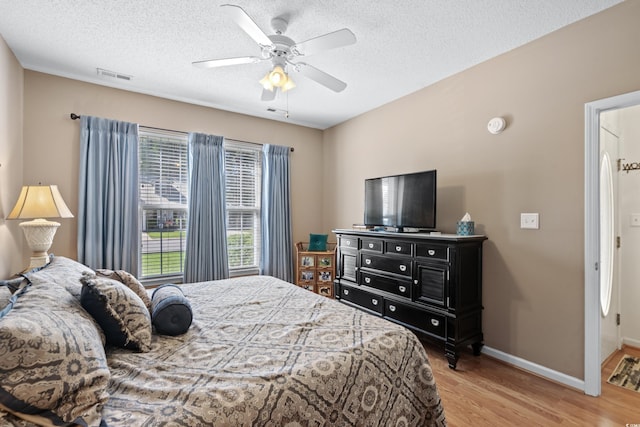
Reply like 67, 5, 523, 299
97, 68, 133, 81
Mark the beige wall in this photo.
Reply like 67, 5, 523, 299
22, 72, 324, 266
322, 1, 640, 379
0, 35, 24, 277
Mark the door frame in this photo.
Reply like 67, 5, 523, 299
585, 89, 640, 396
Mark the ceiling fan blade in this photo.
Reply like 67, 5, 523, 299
261, 87, 277, 101
293, 29, 356, 56
192, 56, 262, 68
221, 4, 274, 48
295, 63, 347, 92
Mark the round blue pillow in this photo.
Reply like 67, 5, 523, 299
151, 284, 192, 336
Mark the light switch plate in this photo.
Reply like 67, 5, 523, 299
521, 213, 539, 229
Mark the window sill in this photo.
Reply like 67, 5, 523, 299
230, 268, 259, 278
140, 274, 183, 288
140, 269, 258, 286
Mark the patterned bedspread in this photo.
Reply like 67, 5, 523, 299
3, 275, 446, 426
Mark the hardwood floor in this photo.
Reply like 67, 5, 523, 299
422, 342, 640, 426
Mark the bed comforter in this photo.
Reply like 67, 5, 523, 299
1, 273, 446, 426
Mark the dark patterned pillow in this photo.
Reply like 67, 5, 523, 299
95, 268, 152, 312
0, 282, 110, 427
24, 255, 94, 298
151, 284, 193, 336
80, 273, 152, 352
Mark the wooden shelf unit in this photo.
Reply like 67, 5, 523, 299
295, 242, 336, 298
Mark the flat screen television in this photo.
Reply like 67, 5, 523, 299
364, 169, 437, 231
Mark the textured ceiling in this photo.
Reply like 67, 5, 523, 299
0, 0, 622, 129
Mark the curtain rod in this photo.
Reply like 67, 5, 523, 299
69, 113, 294, 152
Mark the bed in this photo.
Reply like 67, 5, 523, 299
0, 256, 446, 426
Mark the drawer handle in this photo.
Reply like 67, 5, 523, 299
431, 319, 440, 327
398, 285, 406, 293
368, 243, 374, 248
428, 250, 435, 256
344, 289, 350, 295
371, 299, 378, 306
414, 280, 418, 284
346, 241, 351, 246
395, 246, 402, 252
399, 265, 407, 272
365, 259, 372, 265
364, 277, 371, 284
389, 305, 396, 312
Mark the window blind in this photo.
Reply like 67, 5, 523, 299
138, 128, 189, 279
136, 132, 263, 280
225, 140, 262, 275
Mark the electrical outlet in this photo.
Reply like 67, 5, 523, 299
521, 213, 539, 229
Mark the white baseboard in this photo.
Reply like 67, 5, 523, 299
481, 346, 585, 392
622, 337, 640, 348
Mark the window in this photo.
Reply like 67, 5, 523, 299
225, 140, 262, 276
138, 128, 189, 281
137, 131, 262, 280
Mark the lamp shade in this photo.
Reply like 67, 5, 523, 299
268, 66, 287, 86
281, 78, 296, 92
7, 185, 74, 270
259, 65, 295, 92
7, 185, 74, 220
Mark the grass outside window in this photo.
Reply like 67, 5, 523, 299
141, 251, 185, 277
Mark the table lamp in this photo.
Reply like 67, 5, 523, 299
7, 185, 74, 269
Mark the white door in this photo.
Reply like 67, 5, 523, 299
600, 113, 620, 363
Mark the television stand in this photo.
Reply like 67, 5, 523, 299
333, 229, 486, 369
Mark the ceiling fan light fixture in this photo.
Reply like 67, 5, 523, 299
260, 65, 295, 92
282, 78, 296, 92
259, 73, 274, 91
269, 65, 287, 87
195, 5, 355, 101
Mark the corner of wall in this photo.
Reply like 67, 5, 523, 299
0, 35, 25, 277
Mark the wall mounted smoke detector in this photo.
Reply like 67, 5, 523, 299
487, 117, 506, 134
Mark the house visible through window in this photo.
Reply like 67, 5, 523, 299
138, 128, 189, 280
137, 129, 262, 281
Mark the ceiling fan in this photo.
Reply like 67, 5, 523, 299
193, 4, 356, 101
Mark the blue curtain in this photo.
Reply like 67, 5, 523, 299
78, 116, 139, 272
261, 144, 293, 282
183, 133, 229, 282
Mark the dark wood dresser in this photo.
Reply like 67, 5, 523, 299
333, 229, 486, 369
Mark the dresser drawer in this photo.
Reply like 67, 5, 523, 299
384, 301, 446, 339
361, 238, 383, 253
340, 284, 384, 314
385, 241, 413, 255
360, 254, 412, 277
339, 235, 359, 249
361, 271, 411, 298
415, 243, 448, 260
